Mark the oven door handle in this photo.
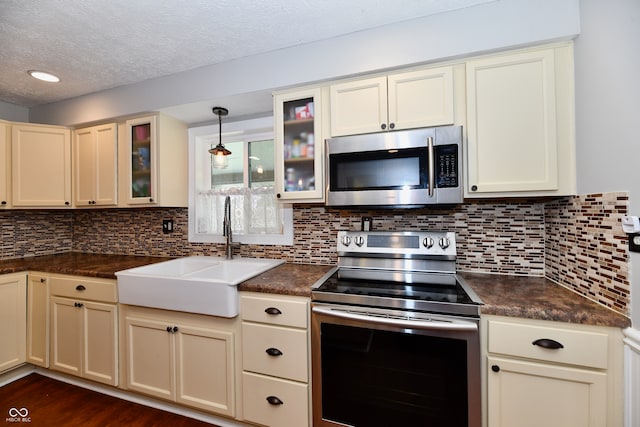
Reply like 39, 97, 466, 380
312, 306, 477, 332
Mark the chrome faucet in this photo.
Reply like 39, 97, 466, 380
223, 195, 239, 259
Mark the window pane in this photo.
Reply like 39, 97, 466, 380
211, 140, 244, 189
249, 139, 275, 188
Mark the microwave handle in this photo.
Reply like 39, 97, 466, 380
428, 137, 435, 197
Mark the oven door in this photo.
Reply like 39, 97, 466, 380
311, 303, 481, 427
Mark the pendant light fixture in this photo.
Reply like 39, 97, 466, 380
209, 106, 231, 169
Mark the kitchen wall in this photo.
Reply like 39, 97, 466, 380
0, 100, 28, 123
0, 191, 630, 316
573, 0, 640, 325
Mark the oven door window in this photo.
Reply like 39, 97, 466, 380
329, 147, 427, 191
321, 322, 469, 427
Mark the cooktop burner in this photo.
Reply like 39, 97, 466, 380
311, 231, 483, 317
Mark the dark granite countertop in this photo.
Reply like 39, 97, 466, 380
0, 252, 630, 328
461, 272, 631, 328
0, 252, 172, 279
238, 263, 334, 297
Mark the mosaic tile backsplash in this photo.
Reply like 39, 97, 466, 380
0, 192, 630, 315
545, 192, 630, 314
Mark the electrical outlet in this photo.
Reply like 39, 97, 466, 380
629, 233, 640, 253
162, 219, 174, 234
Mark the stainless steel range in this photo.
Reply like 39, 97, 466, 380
311, 230, 482, 427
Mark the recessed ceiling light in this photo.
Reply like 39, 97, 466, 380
28, 70, 60, 83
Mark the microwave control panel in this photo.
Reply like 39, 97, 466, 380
435, 144, 458, 188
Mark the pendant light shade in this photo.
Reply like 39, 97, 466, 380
209, 106, 231, 169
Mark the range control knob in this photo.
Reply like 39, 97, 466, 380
341, 235, 352, 247
354, 235, 365, 247
423, 236, 434, 249
439, 237, 451, 249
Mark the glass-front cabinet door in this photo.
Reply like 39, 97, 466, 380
125, 116, 157, 204
274, 87, 324, 202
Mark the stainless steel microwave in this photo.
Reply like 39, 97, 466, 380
325, 126, 463, 208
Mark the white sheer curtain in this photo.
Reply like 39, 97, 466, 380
195, 186, 282, 236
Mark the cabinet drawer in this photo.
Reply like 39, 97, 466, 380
242, 372, 309, 427
50, 276, 117, 303
243, 323, 308, 382
487, 319, 609, 369
240, 295, 307, 328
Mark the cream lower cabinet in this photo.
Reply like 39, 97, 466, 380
26, 272, 49, 367
50, 275, 118, 386
465, 43, 575, 197
121, 305, 236, 417
483, 315, 624, 427
240, 292, 310, 427
0, 273, 27, 373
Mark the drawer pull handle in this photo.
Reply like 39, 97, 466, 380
266, 348, 283, 357
532, 338, 564, 350
76, 285, 86, 291
265, 307, 282, 315
266, 396, 284, 406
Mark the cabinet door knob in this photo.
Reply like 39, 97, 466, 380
276, 193, 281, 199
471, 185, 478, 191
266, 396, 284, 405
381, 123, 387, 130
75, 285, 86, 291
266, 348, 283, 357
74, 302, 84, 308
264, 307, 282, 315
172, 326, 179, 333
532, 338, 564, 350
40, 278, 46, 283
389, 122, 395, 130
65, 201, 70, 205
491, 365, 500, 373
1, 201, 6, 205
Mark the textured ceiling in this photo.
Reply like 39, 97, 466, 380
0, 0, 494, 109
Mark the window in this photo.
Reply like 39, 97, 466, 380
188, 116, 293, 245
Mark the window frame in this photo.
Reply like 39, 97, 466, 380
188, 116, 293, 245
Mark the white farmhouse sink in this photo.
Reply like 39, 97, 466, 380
116, 256, 284, 317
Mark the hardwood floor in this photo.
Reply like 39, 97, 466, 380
0, 374, 219, 426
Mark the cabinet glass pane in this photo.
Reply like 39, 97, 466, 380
283, 97, 316, 192
131, 123, 152, 198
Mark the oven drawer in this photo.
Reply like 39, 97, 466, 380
242, 323, 308, 382
240, 294, 307, 328
487, 319, 609, 369
242, 372, 309, 427
49, 275, 117, 303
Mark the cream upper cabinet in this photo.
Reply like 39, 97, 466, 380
26, 272, 50, 368
483, 315, 623, 427
122, 305, 236, 417
119, 113, 188, 207
274, 87, 326, 203
11, 122, 72, 207
0, 273, 27, 373
465, 43, 576, 197
49, 275, 119, 386
74, 123, 118, 207
0, 121, 10, 208
329, 65, 455, 137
